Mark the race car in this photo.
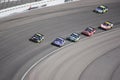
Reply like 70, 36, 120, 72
52, 37, 65, 47
94, 5, 108, 14
82, 27, 96, 36
30, 33, 44, 43
67, 32, 80, 42
100, 21, 113, 30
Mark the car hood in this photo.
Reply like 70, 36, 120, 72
54, 41, 63, 45
96, 8, 103, 12
69, 36, 78, 40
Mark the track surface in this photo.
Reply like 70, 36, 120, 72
0, 1, 120, 80
24, 28, 120, 80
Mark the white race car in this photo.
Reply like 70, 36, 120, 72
100, 21, 113, 30
94, 5, 108, 14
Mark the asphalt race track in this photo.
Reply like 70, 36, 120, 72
0, 0, 120, 80
24, 28, 120, 80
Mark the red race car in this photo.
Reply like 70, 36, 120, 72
82, 27, 96, 36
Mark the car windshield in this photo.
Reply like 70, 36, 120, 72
85, 27, 93, 32
56, 38, 63, 42
34, 34, 42, 39
71, 33, 79, 38
97, 7, 104, 10
103, 22, 110, 26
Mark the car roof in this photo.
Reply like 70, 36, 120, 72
35, 33, 44, 36
87, 27, 94, 30
56, 37, 64, 40
105, 21, 112, 24
85, 27, 95, 32
99, 5, 107, 8
71, 32, 80, 35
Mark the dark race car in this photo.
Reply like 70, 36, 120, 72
30, 33, 44, 43
52, 37, 65, 47
82, 27, 96, 36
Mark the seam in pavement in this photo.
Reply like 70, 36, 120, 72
110, 62, 120, 80
78, 45, 120, 80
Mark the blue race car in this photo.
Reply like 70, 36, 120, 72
94, 5, 108, 14
52, 37, 65, 47
67, 32, 80, 42
30, 33, 44, 43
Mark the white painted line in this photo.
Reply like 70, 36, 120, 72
21, 42, 73, 80
21, 28, 120, 80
